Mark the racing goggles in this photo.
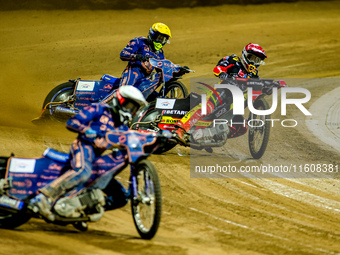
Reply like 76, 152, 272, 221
246, 53, 265, 66
153, 33, 170, 45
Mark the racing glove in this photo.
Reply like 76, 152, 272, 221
180, 66, 191, 74
219, 72, 228, 80
175, 66, 191, 77
85, 128, 97, 139
135, 54, 150, 62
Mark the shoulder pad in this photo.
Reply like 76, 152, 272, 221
230, 55, 240, 62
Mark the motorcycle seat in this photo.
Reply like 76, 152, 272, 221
43, 148, 70, 163
100, 74, 120, 85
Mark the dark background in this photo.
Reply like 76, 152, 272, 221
0, 0, 329, 10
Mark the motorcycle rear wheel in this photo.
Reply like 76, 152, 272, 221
42, 81, 76, 122
0, 211, 31, 229
248, 98, 271, 159
131, 160, 162, 240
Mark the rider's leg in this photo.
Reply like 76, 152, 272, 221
134, 77, 159, 99
174, 97, 215, 140
120, 66, 141, 86
31, 140, 95, 219
103, 178, 128, 211
101, 66, 142, 103
41, 139, 95, 199
100, 89, 117, 104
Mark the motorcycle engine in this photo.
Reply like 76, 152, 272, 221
54, 189, 105, 221
192, 124, 229, 144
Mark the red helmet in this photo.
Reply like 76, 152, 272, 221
240, 43, 267, 72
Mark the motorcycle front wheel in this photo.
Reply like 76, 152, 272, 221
131, 160, 162, 240
163, 80, 189, 99
248, 98, 271, 159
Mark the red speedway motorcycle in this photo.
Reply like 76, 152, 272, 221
131, 78, 287, 159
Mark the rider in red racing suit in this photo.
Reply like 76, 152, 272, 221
174, 43, 267, 141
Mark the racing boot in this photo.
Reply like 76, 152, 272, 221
228, 115, 248, 139
173, 105, 205, 145
228, 125, 248, 138
173, 94, 215, 145
30, 193, 55, 221
174, 126, 190, 145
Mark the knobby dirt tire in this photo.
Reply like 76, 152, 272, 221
0, 160, 31, 229
163, 80, 189, 99
248, 98, 271, 159
131, 160, 162, 240
42, 81, 75, 122
43, 81, 75, 109
0, 211, 31, 229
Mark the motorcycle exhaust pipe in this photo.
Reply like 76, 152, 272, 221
54, 106, 79, 117
189, 138, 227, 149
0, 195, 25, 212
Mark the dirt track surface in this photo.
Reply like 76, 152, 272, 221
1, 2, 340, 254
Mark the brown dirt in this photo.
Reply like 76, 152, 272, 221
0, 1, 340, 254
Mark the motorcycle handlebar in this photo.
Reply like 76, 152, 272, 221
180, 66, 195, 73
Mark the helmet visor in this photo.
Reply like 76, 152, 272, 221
246, 53, 263, 65
154, 33, 169, 45
121, 99, 140, 116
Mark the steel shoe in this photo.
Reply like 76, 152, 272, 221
30, 193, 55, 221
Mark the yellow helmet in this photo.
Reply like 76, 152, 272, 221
148, 22, 172, 51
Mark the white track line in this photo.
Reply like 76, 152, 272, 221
306, 85, 340, 152
189, 207, 335, 254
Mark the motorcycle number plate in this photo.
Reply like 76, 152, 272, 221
9, 158, 36, 173
155, 98, 176, 109
76, 81, 95, 92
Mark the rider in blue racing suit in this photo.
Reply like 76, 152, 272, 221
101, 22, 172, 103
30, 86, 147, 221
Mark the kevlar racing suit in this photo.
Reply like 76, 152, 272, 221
213, 54, 259, 79
102, 37, 165, 103
39, 103, 128, 210
175, 55, 261, 141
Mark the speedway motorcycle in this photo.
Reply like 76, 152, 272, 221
32, 58, 193, 124
0, 129, 170, 239
131, 78, 287, 159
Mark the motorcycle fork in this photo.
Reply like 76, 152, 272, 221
129, 165, 150, 205
130, 165, 139, 205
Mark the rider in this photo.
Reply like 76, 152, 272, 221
174, 43, 267, 141
101, 22, 172, 103
30, 86, 147, 221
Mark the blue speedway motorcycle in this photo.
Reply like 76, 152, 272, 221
32, 58, 192, 124
0, 129, 170, 239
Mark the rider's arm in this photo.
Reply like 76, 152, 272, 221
66, 104, 103, 134
213, 55, 239, 78
120, 37, 144, 62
